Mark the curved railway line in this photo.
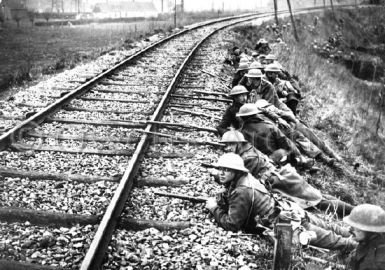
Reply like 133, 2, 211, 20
0, 5, 355, 270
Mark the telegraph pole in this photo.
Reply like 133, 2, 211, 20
330, 0, 336, 21
273, 0, 279, 25
287, 0, 299, 41
174, 0, 176, 28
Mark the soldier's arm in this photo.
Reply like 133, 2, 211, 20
261, 108, 280, 122
210, 188, 252, 232
274, 126, 301, 157
216, 107, 235, 136
270, 105, 297, 124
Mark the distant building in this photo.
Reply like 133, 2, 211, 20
1, 0, 86, 20
93, 1, 158, 19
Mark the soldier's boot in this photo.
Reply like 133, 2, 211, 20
295, 156, 315, 171
331, 161, 346, 176
316, 152, 336, 166
322, 144, 343, 162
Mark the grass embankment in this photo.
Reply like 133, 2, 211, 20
231, 7, 385, 206
0, 11, 244, 95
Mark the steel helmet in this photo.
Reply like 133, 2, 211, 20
221, 130, 247, 143
255, 99, 270, 109
265, 54, 277, 60
286, 92, 299, 103
249, 61, 264, 69
239, 57, 249, 64
257, 38, 268, 44
228, 85, 249, 97
236, 62, 249, 72
245, 69, 263, 78
264, 63, 281, 73
343, 204, 385, 233
214, 153, 249, 172
258, 54, 267, 61
269, 149, 289, 165
236, 104, 261, 117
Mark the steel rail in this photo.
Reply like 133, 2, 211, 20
0, 13, 259, 151
79, 13, 275, 270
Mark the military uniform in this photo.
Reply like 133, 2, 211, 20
234, 141, 352, 215
259, 103, 340, 160
258, 105, 322, 159
271, 77, 298, 99
232, 71, 246, 87
209, 172, 356, 250
240, 114, 302, 157
349, 234, 385, 270
216, 102, 243, 136
235, 142, 322, 209
239, 77, 290, 112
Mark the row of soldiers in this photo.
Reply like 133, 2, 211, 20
202, 38, 385, 269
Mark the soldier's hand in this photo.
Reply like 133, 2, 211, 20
209, 169, 220, 183
205, 197, 218, 211
278, 118, 290, 129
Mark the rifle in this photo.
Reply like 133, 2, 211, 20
154, 191, 209, 203
201, 69, 231, 90
201, 163, 218, 169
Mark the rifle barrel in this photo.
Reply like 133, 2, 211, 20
154, 191, 208, 203
201, 163, 217, 168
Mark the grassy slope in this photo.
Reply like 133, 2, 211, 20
231, 7, 385, 207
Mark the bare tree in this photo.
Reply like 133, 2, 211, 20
27, 10, 36, 27
43, 12, 51, 22
0, 10, 4, 27
287, 0, 299, 41
330, 0, 337, 21
11, 9, 23, 27
273, 0, 279, 25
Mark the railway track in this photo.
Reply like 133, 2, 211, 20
0, 13, 274, 270
0, 5, 357, 270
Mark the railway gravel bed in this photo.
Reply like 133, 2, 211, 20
52, 111, 148, 122
102, 26, 264, 269
30, 123, 140, 139
0, 177, 116, 215
0, 151, 129, 176
0, 14, 266, 270
106, 227, 271, 269
63, 99, 155, 114
18, 137, 136, 151
0, 222, 95, 268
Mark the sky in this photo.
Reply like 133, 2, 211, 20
83, 0, 273, 12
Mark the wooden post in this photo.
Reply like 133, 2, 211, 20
287, 0, 299, 42
174, 0, 177, 28
330, 0, 337, 21
273, 0, 279, 26
273, 223, 293, 270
